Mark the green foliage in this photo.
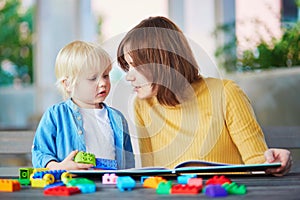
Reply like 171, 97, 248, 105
0, 0, 33, 86
241, 23, 300, 70
214, 22, 238, 72
214, 1, 300, 73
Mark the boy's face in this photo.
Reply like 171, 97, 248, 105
71, 66, 111, 109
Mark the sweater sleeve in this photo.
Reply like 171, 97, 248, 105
224, 80, 268, 164
134, 98, 154, 167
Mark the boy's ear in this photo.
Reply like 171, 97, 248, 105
62, 78, 72, 93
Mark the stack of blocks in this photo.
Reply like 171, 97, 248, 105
1, 151, 248, 197
100, 173, 247, 197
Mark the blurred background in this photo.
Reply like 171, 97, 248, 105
0, 0, 299, 167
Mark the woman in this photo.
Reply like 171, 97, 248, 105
117, 16, 291, 175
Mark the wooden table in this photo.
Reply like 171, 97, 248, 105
1, 162, 299, 200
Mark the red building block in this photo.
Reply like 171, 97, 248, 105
44, 186, 81, 196
206, 175, 231, 185
171, 184, 201, 194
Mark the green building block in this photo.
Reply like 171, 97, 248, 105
19, 168, 34, 185
74, 151, 96, 166
222, 182, 247, 195
156, 181, 172, 194
66, 178, 95, 187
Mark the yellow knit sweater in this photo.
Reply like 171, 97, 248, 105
134, 78, 268, 169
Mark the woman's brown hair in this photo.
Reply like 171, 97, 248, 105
117, 16, 202, 106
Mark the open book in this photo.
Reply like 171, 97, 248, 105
69, 160, 281, 176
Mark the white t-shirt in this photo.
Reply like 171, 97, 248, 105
80, 107, 115, 159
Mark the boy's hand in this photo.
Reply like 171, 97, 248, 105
46, 150, 94, 170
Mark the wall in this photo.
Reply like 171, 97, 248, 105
225, 67, 300, 126
0, 86, 35, 129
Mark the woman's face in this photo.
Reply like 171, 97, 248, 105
124, 54, 157, 99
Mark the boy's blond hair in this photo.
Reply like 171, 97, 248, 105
55, 40, 111, 99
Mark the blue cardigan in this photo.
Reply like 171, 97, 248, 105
32, 99, 135, 169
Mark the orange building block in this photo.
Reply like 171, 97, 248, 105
0, 179, 21, 192
143, 176, 167, 189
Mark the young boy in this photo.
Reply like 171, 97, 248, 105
32, 41, 135, 170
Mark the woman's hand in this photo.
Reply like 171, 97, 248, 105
264, 148, 292, 176
46, 150, 94, 170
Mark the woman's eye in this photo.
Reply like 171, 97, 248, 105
88, 77, 97, 81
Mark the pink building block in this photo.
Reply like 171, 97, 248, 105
188, 178, 203, 189
102, 173, 118, 184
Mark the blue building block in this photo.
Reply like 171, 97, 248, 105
44, 181, 65, 190
76, 183, 96, 193
205, 184, 228, 197
140, 176, 151, 184
177, 174, 197, 184
116, 176, 136, 192
32, 170, 67, 181
94, 158, 117, 170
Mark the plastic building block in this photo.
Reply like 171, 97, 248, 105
66, 178, 96, 193
94, 158, 117, 170
222, 182, 247, 195
116, 176, 136, 192
102, 173, 118, 184
177, 174, 197, 184
74, 151, 96, 166
140, 176, 151, 184
31, 178, 51, 188
29, 168, 49, 181
0, 179, 21, 192
31, 170, 70, 188
44, 181, 65, 190
205, 184, 228, 197
187, 178, 203, 188
32, 170, 67, 181
171, 184, 201, 194
66, 178, 95, 187
19, 167, 34, 185
206, 175, 231, 185
61, 172, 73, 184
143, 176, 167, 189
44, 186, 81, 196
156, 181, 172, 194
76, 183, 96, 193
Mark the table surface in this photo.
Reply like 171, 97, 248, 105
1, 161, 300, 200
